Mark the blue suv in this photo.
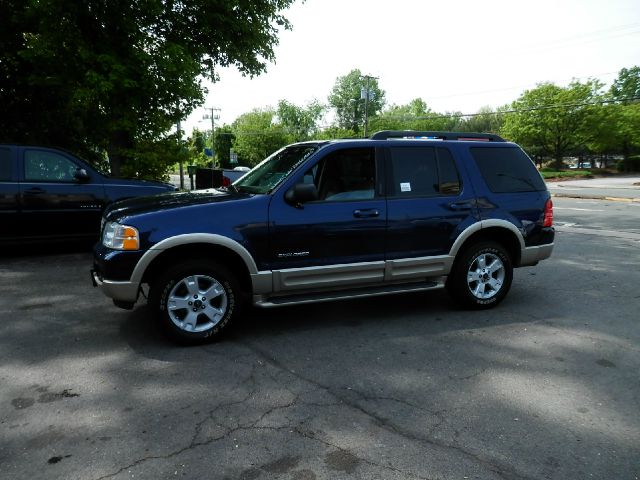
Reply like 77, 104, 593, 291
91, 131, 554, 343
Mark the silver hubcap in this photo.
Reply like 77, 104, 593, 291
167, 275, 228, 332
467, 253, 505, 300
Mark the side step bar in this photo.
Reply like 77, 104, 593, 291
253, 279, 445, 308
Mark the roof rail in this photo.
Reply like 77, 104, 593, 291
370, 130, 506, 142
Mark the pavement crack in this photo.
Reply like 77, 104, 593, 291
240, 339, 540, 480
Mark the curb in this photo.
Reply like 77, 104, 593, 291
551, 192, 640, 203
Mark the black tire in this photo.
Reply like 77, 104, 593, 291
446, 241, 513, 309
150, 260, 242, 344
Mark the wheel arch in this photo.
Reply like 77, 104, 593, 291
450, 221, 524, 266
134, 234, 256, 294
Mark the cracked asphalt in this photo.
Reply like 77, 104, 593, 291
1, 197, 639, 480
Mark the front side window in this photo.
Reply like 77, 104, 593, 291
0, 148, 11, 181
24, 150, 78, 182
234, 144, 319, 194
302, 147, 376, 202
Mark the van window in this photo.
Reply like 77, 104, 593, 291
471, 147, 545, 193
388, 146, 461, 197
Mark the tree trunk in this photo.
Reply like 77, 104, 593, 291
108, 130, 134, 177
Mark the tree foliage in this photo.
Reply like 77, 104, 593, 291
276, 100, 324, 142
610, 66, 640, 102
0, 0, 296, 177
500, 80, 604, 168
232, 109, 289, 166
328, 69, 385, 133
213, 125, 236, 168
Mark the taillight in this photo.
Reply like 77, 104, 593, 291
222, 176, 231, 187
543, 199, 553, 227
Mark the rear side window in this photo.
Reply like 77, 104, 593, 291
471, 147, 545, 193
0, 148, 11, 181
388, 146, 460, 196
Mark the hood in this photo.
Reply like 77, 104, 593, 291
104, 188, 251, 221
104, 176, 177, 190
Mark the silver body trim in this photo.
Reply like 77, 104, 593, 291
520, 243, 554, 266
92, 271, 139, 302
129, 234, 258, 287
96, 223, 553, 307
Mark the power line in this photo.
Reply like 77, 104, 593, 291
216, 96, 640, 135
382, 96, 640, 121
425, 71, 620, 101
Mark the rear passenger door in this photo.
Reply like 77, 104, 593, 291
385, 146, 478, 278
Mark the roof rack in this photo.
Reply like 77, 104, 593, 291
370, 130, 505, 142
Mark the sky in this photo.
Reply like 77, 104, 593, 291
183, 0, 640, 134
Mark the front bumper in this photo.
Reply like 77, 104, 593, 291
91, 268, 140, 304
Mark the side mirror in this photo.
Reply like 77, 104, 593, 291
74, 168, 90, 182
285, 183, 318, 207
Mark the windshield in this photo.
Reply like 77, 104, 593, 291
234, 144, 319, 194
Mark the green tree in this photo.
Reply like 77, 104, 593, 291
462, 106, 505, 134
213, 125, 236, 169
0, 0, 296, 177
328, 69, 385, 134
610, 66, 640, 103
232, 109, 289, 166
276, 100, 324, 142
501, 80, 603, 168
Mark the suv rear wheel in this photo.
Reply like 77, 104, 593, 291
150, 260, 241, 344
447, 241, 513, 309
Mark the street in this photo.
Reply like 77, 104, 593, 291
1, 193, 639, 480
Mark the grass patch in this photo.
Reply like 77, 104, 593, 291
540, 169, 592, 179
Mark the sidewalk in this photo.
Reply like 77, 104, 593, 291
546, 175, 640, 202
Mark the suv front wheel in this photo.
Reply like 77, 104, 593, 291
447, 241, 513, 309
150, 260, 241, 344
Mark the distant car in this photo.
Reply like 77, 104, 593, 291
0, 145, 176, 244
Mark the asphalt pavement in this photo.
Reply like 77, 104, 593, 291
548, 175, 640, 202
1, 186, 639, 480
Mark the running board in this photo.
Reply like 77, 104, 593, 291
253, 279, 445, 308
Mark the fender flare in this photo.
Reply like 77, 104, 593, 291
129, 233, 258, 286
449, 220, 525, 258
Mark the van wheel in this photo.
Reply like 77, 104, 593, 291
447, 242, 513, 309
150, 260, 241, 344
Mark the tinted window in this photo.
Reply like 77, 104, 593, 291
0, 148, 10, 181
437, 147, 461, 195
471, 147, 545, 193
389, 147, 461, 197
305, 148, 375, 202
24, 150, 78, 182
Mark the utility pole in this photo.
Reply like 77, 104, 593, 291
360, 74, 378, 138
177, 119, 184, 189
203, 107, 220, 166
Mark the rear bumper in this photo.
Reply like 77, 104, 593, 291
519, 243, 554, 267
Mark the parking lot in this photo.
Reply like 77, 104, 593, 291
1, 197, 639, 480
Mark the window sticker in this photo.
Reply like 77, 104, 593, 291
400, 182, 411, 192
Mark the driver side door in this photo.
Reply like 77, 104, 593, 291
267, 147, 387, 292
19, 148, 106, 240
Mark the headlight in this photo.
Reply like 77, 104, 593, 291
102, 222, 140, 250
